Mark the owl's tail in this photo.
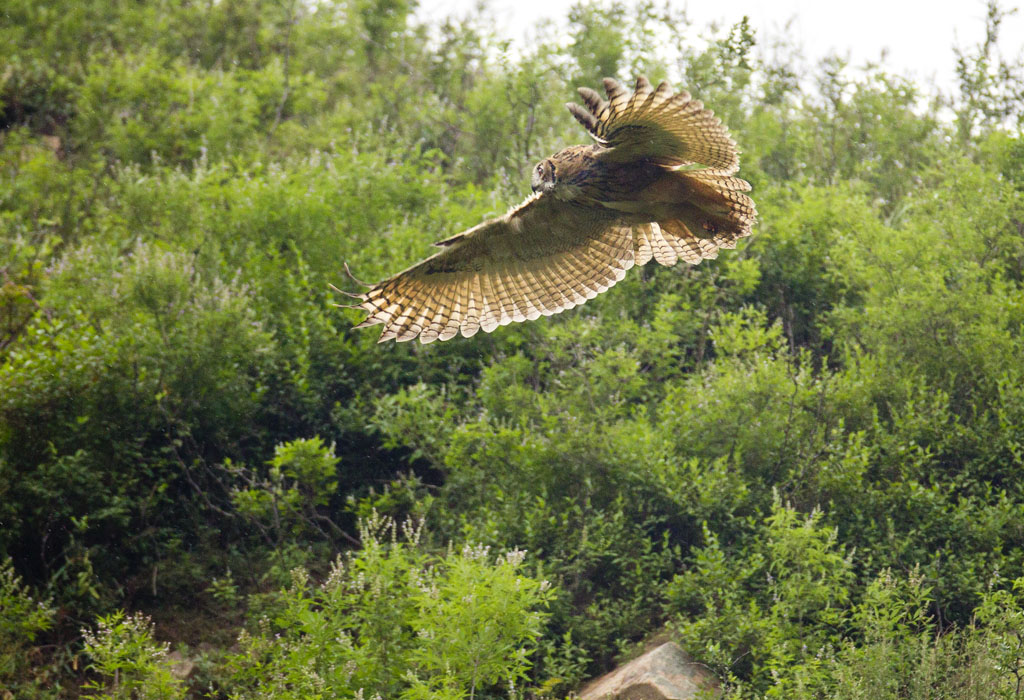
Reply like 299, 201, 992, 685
633, 169, 757, 266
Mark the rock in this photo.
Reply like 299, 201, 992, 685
579, 642, 719, 700
166, 650, 197, 681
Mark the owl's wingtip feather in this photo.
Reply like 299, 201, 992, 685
354, 317, 383, 329
567, 102, 598, 132
342, 262, 371, 288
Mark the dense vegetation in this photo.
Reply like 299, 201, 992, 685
2, 0, 1024, 697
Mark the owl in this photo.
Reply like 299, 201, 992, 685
338, 76, 756, 343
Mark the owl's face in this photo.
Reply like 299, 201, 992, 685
531, 159, 556, 193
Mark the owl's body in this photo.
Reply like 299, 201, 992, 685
543, 144, 745, 231
342, 77, 756, 343
541, 144, 659, 204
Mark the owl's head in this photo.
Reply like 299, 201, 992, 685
531, 159, 556, 193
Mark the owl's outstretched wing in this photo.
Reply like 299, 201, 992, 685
566, 76, 740, 174
345, 194, 637, 343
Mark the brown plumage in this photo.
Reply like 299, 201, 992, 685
341, 76, 757, 343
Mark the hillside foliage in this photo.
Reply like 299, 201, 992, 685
2, 0, 1024, 697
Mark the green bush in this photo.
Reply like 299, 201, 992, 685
229, 514, 553, 699
81, 611, 183, 700
0, 557, 55, 691
2, 0, 1024, 696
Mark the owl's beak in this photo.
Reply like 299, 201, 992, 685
531, 176, 556, 194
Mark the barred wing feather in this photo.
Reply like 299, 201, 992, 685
350, 194, 636, 343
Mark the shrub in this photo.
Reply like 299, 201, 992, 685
81, 611, 182, 700
0, 557, 55, 690
229, 513, 553, 699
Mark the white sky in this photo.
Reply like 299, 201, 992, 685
422, 0, 1024, 95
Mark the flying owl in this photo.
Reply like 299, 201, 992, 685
340, 76, 756, 343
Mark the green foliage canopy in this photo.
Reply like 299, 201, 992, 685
1, 0, 1024, 697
